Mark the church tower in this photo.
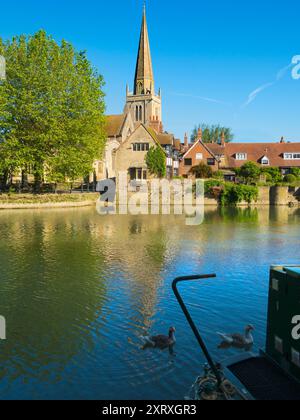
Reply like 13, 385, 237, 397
124, 5, 162, 132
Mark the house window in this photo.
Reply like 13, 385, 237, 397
130, 168, 147, 181
207, 158, 215, 166
196, 153, 203, 160
284, 153, 300, 160
132, 143, 149, 152
236, 153, 247, 161
184, 158, 192, 166
261, 156, 270, 165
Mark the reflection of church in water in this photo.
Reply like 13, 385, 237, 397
95, 6, 181, 183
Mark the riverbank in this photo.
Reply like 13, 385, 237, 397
0, 193, 99, 209
0, 185, 299, 210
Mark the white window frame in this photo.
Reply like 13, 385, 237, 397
261, 156, 270, 165
236, 153, 247, 161
284, 153, 300, 160
196, 153, 203, 161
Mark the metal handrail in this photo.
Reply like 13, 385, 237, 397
172, 274, 222, 385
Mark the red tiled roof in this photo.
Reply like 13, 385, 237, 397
206, 142, 300, 168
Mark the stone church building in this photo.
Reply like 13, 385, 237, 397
96, 7, 181, 182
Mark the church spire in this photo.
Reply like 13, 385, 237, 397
134, 5, 154, 95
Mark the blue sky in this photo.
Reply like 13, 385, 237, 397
1, 0, 299, 142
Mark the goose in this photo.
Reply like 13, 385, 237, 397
217, 325, 254, 347
142, 327, 176, 349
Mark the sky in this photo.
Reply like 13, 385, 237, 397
1, 0, 300, 142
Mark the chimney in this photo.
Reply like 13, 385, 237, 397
184, 133, 189, 148
221, 131, 226, 146
197, 128, 203, 141
280, 136, 285, 144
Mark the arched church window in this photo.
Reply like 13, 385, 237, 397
139, 106, 143, 122
135, 106, 139, 121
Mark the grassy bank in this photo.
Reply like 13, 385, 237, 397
0, 193, 99, 209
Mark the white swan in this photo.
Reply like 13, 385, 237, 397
217, 325, 254, 346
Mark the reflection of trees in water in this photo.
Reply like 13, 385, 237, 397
1, 207, 299, 386
0, 210, 107, 383
91, 215, 181, 333
205, 207, 259, 224
205, 206, 300, 226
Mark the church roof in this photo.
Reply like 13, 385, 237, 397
106, 115, 126, 137
156, 133, 174, 146
134, 7, 154, 94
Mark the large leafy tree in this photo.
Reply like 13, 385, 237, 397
191, 124, 234, 144
0, 31, 106, 191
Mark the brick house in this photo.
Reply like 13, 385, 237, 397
207, 137, 300, 175
179, 129, 219, 177
180, 132, 300, 179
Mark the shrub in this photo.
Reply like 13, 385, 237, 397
213, 171, 225, 180
220, 184, 258, 206
291, 168, 300, 179
261, 167, 282, 183
191, 162, 213, 179
283, 174, 297, 184
204, 179, 224, 195
237, 162, 261, 184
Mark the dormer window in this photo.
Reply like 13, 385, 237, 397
236, 153, 247, 161
284, 153, 300, 160
261, 156, 270, 165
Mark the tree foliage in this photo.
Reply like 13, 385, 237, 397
191, 124, 234, 143
145, 146, 166, 178
220, 184, 259, 206
0, 31, 106, 191
191, 162, 213, 179
236, 162, 261, 184
261, 167, 282, 184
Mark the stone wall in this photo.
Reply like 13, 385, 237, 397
203, 186, 300, 206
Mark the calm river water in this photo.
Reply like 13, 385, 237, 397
0, 206, 299, 400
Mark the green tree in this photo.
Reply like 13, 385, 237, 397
191, 124, 234, 143
191, 162, 213, 179
236, 162, 261, 184
0, 31, 106, 191
261, 167, 282, 184
283, 174, 297, 184
291, 168, 300, 179
145, 146, 166, 178
220, 184, 258, 206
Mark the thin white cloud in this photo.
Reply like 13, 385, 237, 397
242, 82, 274, 108
169, 92, 231, 106
242, 60, 293, 109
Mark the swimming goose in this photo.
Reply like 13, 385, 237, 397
142, 327, 176, 349
217, 325, 254, 347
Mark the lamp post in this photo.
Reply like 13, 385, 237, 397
0, 55, 6, 80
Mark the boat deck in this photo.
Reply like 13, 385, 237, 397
228, 356, 300, 401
